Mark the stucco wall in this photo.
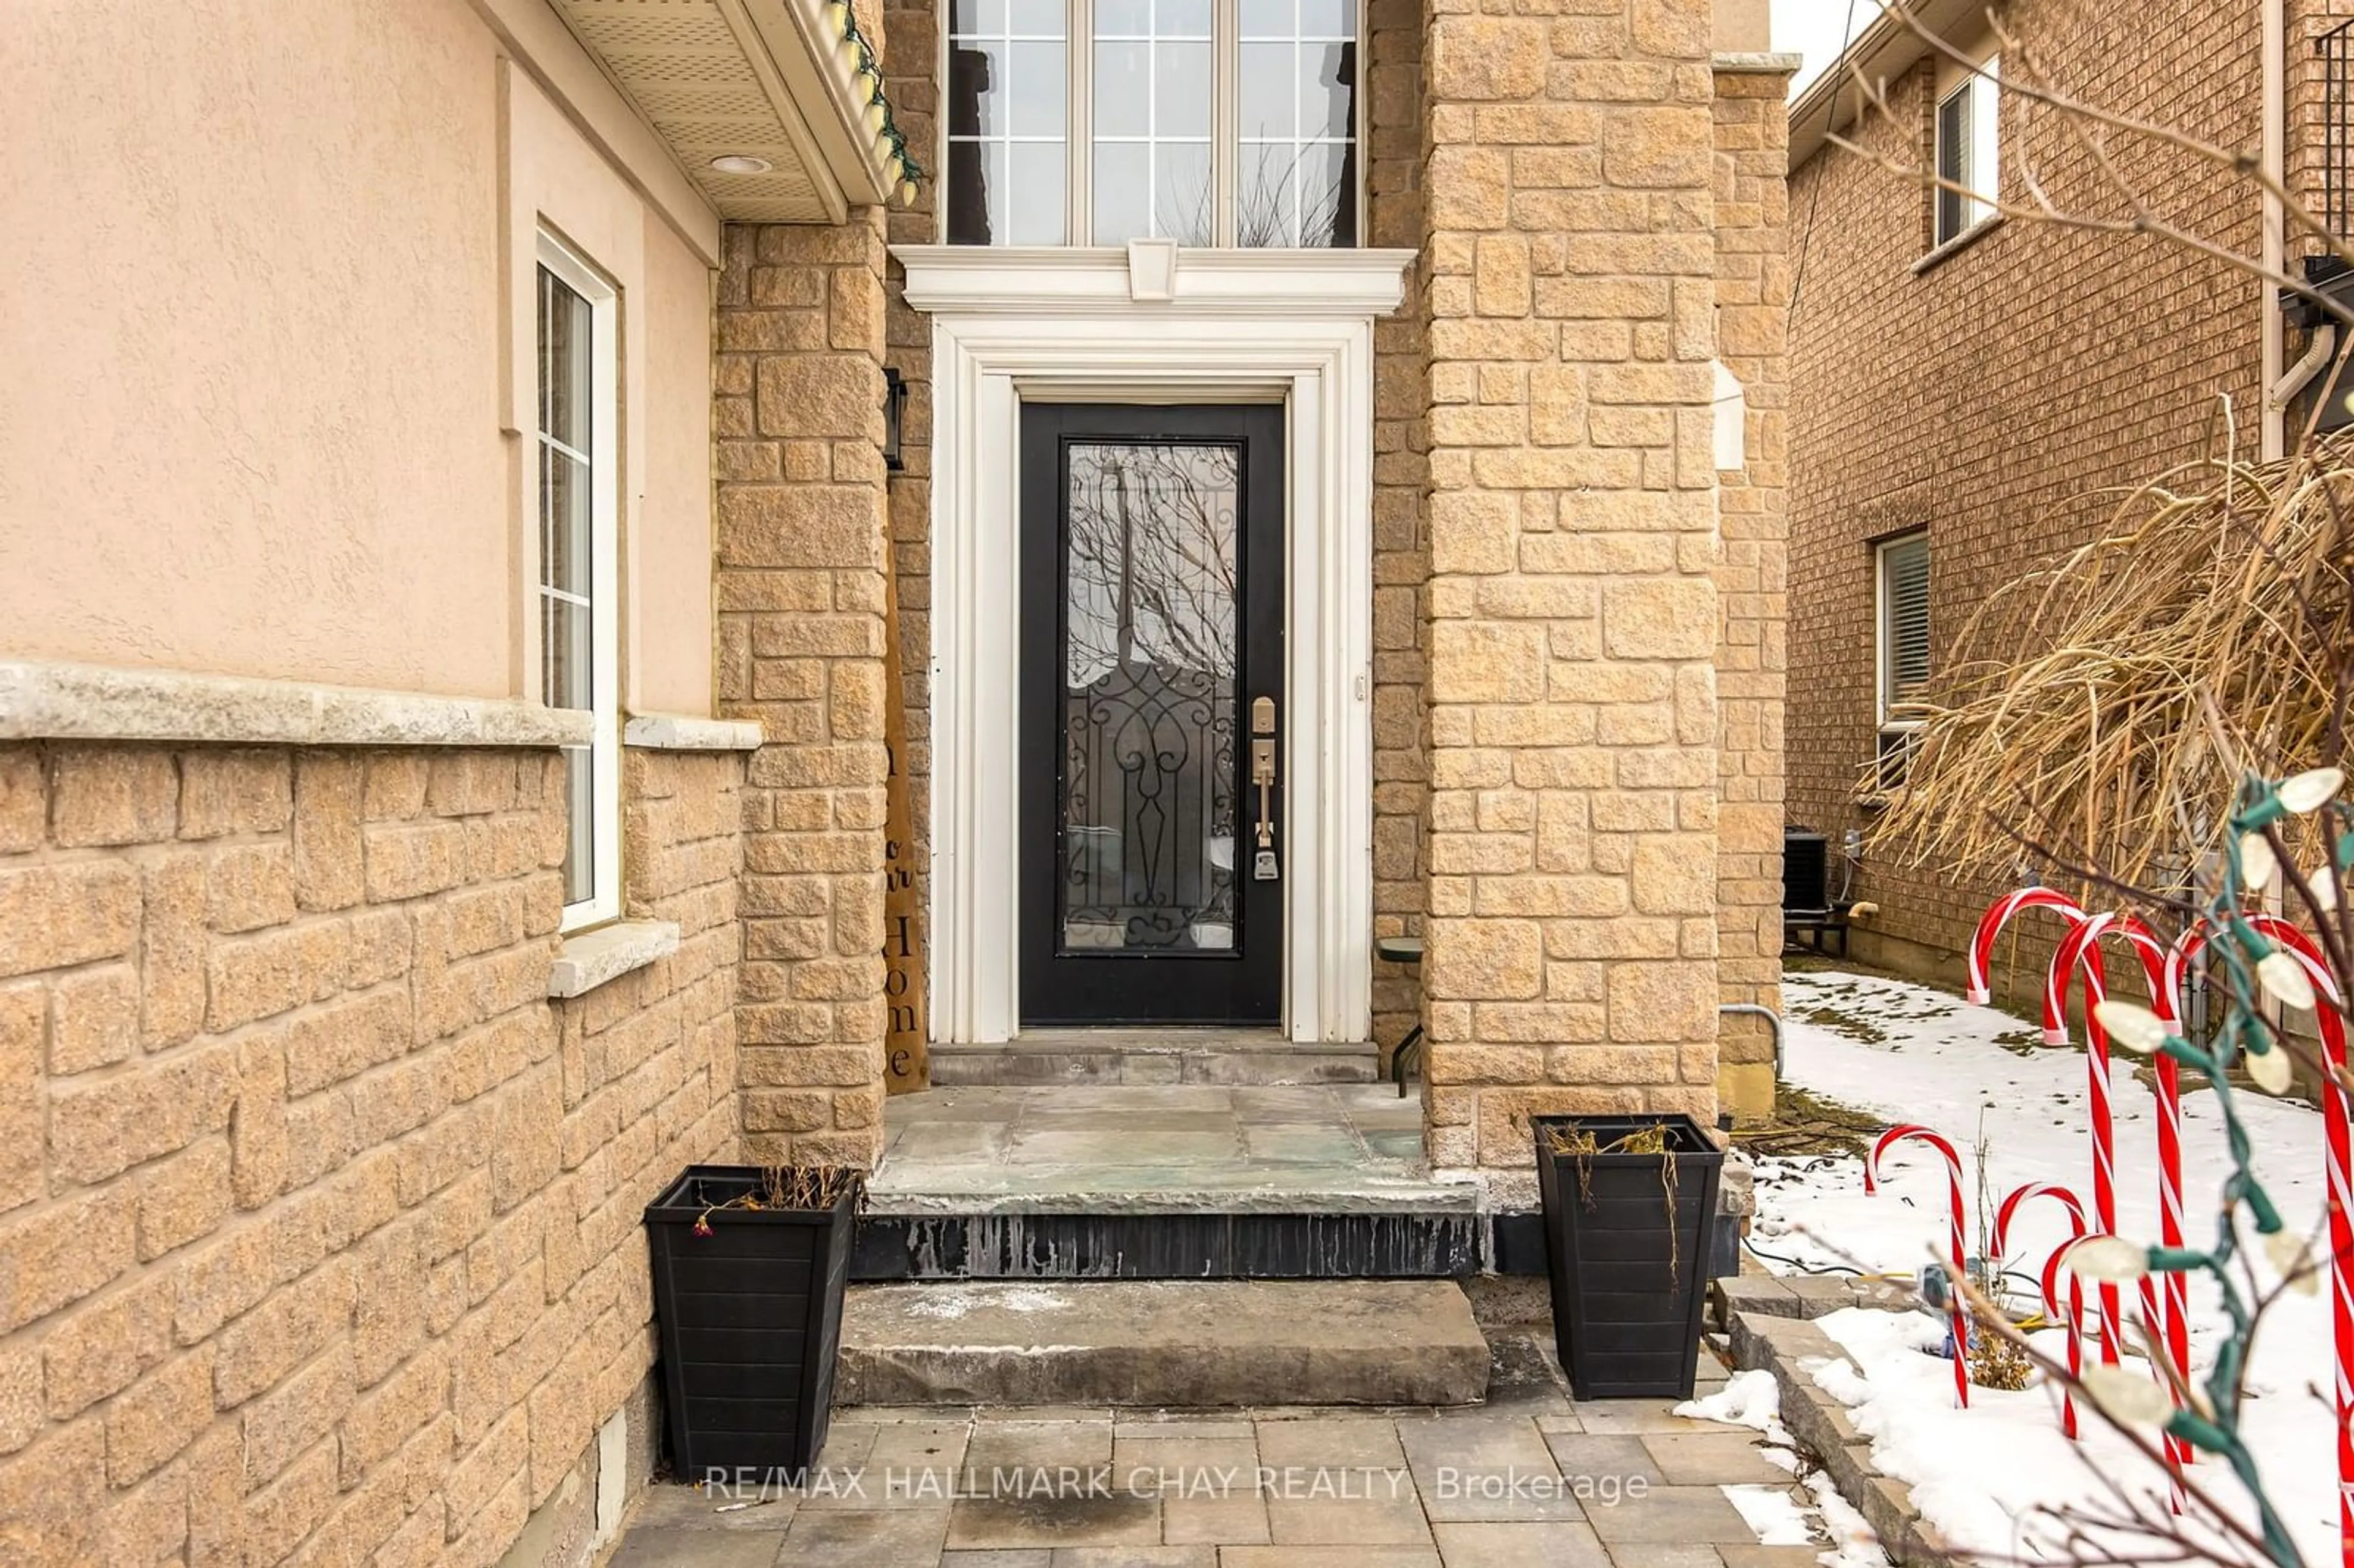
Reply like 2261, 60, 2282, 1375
0, 0, 715, 713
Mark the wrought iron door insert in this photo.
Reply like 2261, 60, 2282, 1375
1018, 403, 1285, 1025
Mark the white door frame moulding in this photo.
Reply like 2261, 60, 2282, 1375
896, 242, 1414, 1045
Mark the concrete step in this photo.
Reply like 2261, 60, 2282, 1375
835, 1279, 1490, 1407
929, 1030, 1377, 1088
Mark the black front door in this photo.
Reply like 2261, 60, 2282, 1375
1018, 403, 1286, 1026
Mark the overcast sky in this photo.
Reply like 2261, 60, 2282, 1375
1773, 0, 1880, 96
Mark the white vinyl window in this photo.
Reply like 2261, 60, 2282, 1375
1933, 58, 1999, 246
1875, 532, 1930, 791
536, 234, 621, 930
945, 0, 1362, 248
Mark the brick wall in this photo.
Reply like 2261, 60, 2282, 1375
1788, 0, 2268, 992
0, 739, 741, 1566
1420, 0, 1724, 1180
715, 219, 894, 1163
1712, 59, 1792, 1119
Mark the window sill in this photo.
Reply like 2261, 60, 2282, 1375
623, 712, 764, 752
1913, 213, 2004, 276
547, 919, 681, 1000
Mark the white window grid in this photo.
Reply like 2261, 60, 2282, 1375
535, 232, 622, 932
1933, 57, 1999, 246
948, 1, 1070, 244
942, 0, 1364, 249
1092, 0, 1215, 245
1236, 0, 1354, 248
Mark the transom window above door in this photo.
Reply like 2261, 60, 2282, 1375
945, 0, 1360, 248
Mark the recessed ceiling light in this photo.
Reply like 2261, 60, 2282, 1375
709, 154, 772, 174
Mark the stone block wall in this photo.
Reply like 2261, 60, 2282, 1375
0, 739, 741, 1566
1786, 0, 2262, 994
1710, 58, 1792, 1121
1369, 0, 1433, 1061
715, 218, 895, 1164
1420, 0, 1724, 1180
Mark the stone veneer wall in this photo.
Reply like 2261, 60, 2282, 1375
1420, 0, 1724, 1178
1710, 58, 1792, 1121
714, 218, 896, 1163
0, 740, 741, 1566
1368, 0, 1433, 1062
881, 0, 937, 1002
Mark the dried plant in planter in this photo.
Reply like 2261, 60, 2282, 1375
691, 1164, 866, 1236
1545, 1121, 1682, 1279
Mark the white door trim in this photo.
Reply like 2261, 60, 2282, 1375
897, 242, 1413, 1045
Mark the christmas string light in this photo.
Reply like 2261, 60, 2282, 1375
826, 0, 924, 205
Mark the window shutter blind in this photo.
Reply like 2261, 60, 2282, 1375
1882, 535, 1932, 712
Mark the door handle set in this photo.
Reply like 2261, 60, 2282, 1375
1250, 696, 1278, 881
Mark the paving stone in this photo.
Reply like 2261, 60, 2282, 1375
774, 1507, 951, 1566
1396, 1415, 1581, 1522
941, 1553, 1051, 1567
1047, 1549, 1215, 1566
608, 1529, 783, 1567
1263, 1490, 1434, 1546
1110, 1436, 1262, 1478
1216, 1549, 1439, 1567
964, 1420, 1114, 1474
946, 1493, 1163, 1550
1639, 1432, 1794, 1486
1604, 1547, 1722, 1568
1254, 1416, 1405, 1469
1161, 1490, 1270, 1544
1431, 1520, 1613, 1567
1569, 1401, 1721, 1436
1580, 1484, 1758, 1545
1114, 1415, 1256, 1440
1718, 1547, 1837, 1567
1539, 1433, 1664, 1486
629, 1482, 801, 1532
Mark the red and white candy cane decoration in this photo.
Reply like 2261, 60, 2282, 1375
1866, 1124, 1973, 1409
1966, 887, 2089, 1038
2163, 915, 2350, 1555
2049, 915, 2189, 1465
1991, 1182, 2089, 1438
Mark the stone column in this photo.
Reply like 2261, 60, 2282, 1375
1710, 54, 1795, 1121
1420, 0, 1723, 1185
714, 216, 894, 1166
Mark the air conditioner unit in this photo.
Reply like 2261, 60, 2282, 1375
1783, 827, 1831, 921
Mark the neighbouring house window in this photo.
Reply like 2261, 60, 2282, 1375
536, 237, 621, 929
1933, 58, 1999, 246
947, 0, 1360, 248
1875, 531, 1931, 791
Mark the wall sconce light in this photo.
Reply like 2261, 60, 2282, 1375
883, 367, 908, 473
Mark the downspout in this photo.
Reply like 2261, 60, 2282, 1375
2263, 0, 2288, 463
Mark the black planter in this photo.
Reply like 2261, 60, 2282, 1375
1532, 1113, 1724, 1400
644, 1165, 857, 1482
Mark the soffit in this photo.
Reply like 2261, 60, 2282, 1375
1788, 0, 1982, 173
552, 0, 897, 222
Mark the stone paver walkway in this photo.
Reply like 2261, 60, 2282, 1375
611, 1344, 1831, 1567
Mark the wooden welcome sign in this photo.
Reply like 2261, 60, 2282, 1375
882, 535, 928, 1093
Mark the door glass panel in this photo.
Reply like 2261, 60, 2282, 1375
1060, 442, 1241, 954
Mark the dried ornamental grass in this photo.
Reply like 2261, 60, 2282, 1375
1872, 435, 2354, 886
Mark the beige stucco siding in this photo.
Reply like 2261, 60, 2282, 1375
1, 0, 717, 714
